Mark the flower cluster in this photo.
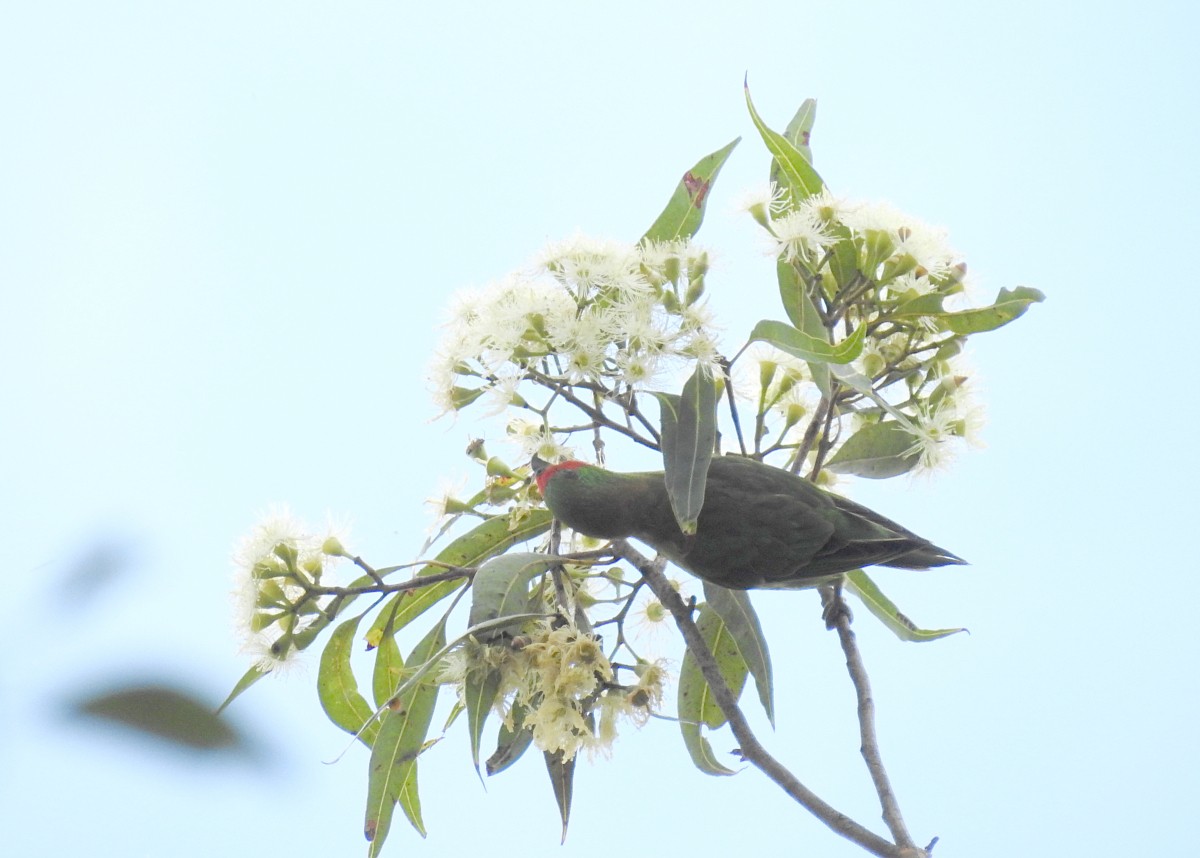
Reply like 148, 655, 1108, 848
431, 235, 720, 418
231, 508, 348, 671
440, 622, 667, 761
744, 186, 984, 474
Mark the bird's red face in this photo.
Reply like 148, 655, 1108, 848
534, 460, 587, 495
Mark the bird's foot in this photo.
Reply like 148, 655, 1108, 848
819, 580, 853, 629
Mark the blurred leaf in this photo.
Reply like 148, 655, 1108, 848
745, 83, 824, 201
656, 364, 719, 534
941, 286, 1045, 334
845, 570, 966, 642
544, 749, 576, 843
372, 632, 405, 709
367, 510, 554, 646
317, 613, 376, 745
703, 583, 774, 727
826, 421, 920, 479
365, 620, 446, 853
643, 137, 740, 242
486, 702, 534, 776
72, 684, 240, 751
749, 319, 865, 365
677, 605, 747, 776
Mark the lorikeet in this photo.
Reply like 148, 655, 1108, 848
532, 454, 964, 590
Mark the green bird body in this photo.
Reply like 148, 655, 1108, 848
533, 455, 964, 590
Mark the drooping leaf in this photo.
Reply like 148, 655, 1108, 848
749, 319, 865, 365
544, 749, 576, 843
486, 701, 535, 776
465, 665, 503, 777
72, 685, 241, 751
677, 605, 748, 776
372, 632, 405, 709
656, 364, 720, 534
745, 82, 824, 202
643, 137, 741, 242
317, 613, 377, 745
825, 421, 921, 479
467, 552, 557, 640
940, 286, 1045, 335
366, 510, 553, 646
365, 620, 446, 853
845, 570, 966, 642
702, 583, 775, 727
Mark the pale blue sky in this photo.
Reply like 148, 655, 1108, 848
3, 2, 1196, 856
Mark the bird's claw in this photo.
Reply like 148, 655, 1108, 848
819, 581, 853, 629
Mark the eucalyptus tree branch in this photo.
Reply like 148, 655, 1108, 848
820, 583, 916, 850
614, 540, 924, 858
526, 369, 661, 449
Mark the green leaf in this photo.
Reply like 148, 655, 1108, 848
677, 605, 748, 777
367, 510, 554, 646
544, 749, 576, 844
372, 632, 405, 709
486, 702, 535, 776
775, 259, 831, 395
217, 665, 268, 714
825, 421, 920, 479
466, 552, 557, 640
656, 364, 719, 535
318, 613, 377, 745
745, 82, 824, 202
748, 319, 865, 365
940, 286, 1045, 335
465, 665, 503, 776
365, 621, 446, 853
770, 98, 817, 191
643, 137, 740, 242
702, 583, 774, 727
72, 685, 240, 751
844, 570, 966, 642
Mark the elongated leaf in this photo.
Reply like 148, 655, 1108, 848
366, 510, 554, 646
372, 632, 405, 709
544, 749, 576, 843
826, 421, 920, 479
657, 364, 719, 534
643, 137, 741, 242
768, 98, 818, 212
465, 666, 503, 776
749, 319, 865, 365
318, 613, 377, 745
486, 702, 534, 776
745, 83, 824, 201
467, 552, 557, 639
217, 665, 268, 714
845, 570, 966, 642
776, 259, 831, 395
702, 583, 774, 727
941, 286, 1045, 335
365, 621, 446, 853
677, 605, 748, 777
679, 720, 737, 776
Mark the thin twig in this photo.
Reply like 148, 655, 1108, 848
821, 583, 916, 849
615, 540, 920, 858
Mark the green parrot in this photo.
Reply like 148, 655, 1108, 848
532, 454, 964, 590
